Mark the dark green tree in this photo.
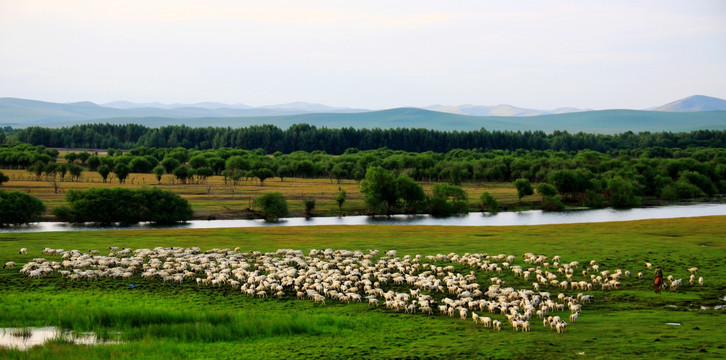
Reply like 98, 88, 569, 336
480, 192, 498, 213
153, 165, 165, 184
335, 186, 347, 211
607, 176, 641, 209
173, 164, 192, 184
360, 166, 400, 215
303, 198, 316, 218
113, 163, 130, 183
97, 164, 111, 183
0, 171, 9, 185
254, 168, 275, 186
0, 190, 46, 226
514, 178, 534, 203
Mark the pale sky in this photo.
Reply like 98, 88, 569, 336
1, 0, 725, 110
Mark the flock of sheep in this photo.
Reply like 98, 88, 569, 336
6, 246, 704, 334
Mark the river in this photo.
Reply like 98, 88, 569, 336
1, 203, 725, 233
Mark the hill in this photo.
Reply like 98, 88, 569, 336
1, 97, 725, 133
653, 95, 726, 112
59, 108, 726, 134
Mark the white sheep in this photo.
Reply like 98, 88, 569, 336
3, 261, 15, 269
492, 319, 502, 331
688, 267, 698, 275
698, 277, 703, 286
19, 248, 27, 254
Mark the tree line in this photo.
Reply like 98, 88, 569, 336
2, 141, 724, 210
12, 123, 726, 154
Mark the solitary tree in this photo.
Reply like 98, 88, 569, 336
254, 168, 275, 186
335, 186, 347, 211
303, 198, 316, 218
97, 165, 110, 183
153, 165, 165, 184
513, 178, 533, 203
480, 192, 498, 213
254, 192, 289, 222
113, 163, 130, 184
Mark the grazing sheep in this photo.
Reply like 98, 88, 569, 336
492, 320, 502, 331
569, 312, 579, 322
645, 262, 652, 269
19, 248, 27, 255
688, 267, 698, 275
698, 277, 704, 286
472, 312, 480, 324
3, 261, 15, 269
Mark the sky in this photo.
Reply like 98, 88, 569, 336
0, 0, 725, 110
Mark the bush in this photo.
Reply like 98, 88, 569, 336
607, 176, 641, 209
303, 198, 316, 218
536, 183, 558, 198
64, 187, 192, 225
52, 206, 72, 222
428, 184, 468, 217
541, 196, 565, 211
479, 192, 498, 213
254, 192, 289, 222
513, 178, 533, 202
0, 190, 46, 226
0, 170, 9, 185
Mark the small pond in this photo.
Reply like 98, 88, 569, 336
0, 327, 120, 350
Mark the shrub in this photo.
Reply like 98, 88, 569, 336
480, 192, 498, 213
254, 192, 289, 222
64, 187, 192, 225
541, 196, 565, 211
514, 178, 533, 202
0, 190, 46, 226
303, 198, 316, 218
429, 184, 469, 217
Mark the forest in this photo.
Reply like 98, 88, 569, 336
8, 123, 726, 154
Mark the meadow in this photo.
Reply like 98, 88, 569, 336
0, 216, 725, 359
0, 168, 534, 219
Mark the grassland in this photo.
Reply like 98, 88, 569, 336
0, 168, 534, 219
0, 216, 725, 359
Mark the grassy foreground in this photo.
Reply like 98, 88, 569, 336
0, 216, 725, 359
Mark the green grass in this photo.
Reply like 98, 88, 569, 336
0, 216, 725, 359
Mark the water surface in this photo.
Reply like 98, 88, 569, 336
1, 203, 725, 233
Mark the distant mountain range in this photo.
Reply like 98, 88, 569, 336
1, 95, 725, 133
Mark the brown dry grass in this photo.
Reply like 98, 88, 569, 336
0, 168, 535, 219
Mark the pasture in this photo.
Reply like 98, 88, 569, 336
0, 216, 725, 359
0, 169, 533, 219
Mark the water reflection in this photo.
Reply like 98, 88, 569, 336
1, 203, 725, 233
0, 327, 120, 350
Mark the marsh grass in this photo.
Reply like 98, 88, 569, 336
8, 328, 31, 338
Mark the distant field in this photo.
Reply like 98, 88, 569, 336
0, 168, 535, 219
0, 217, 724, 359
